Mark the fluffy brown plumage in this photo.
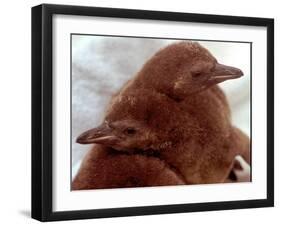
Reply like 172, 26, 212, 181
73, 41, 250, 189
72, 145, 185, 190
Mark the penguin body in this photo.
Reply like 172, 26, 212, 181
72, 145, 185, 190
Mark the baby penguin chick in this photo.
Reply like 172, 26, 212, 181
121, 42, 243, 100
76, 41, 250, 186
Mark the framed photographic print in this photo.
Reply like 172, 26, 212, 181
32, 4, 274, 221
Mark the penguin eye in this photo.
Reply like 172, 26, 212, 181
191, 71, 203, 78
124, 127, 136, 135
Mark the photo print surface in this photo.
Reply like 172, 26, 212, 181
71, 34, 251, 190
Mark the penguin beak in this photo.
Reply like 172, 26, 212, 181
76, 124, 119, 145
207, 63, 243, 85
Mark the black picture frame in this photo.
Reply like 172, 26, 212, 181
32, 3, 274, 222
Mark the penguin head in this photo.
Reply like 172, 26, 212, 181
76, 119, 152, 151
176, 61, 244, 97
141, 41, 243, 98
76, 90, 183, 152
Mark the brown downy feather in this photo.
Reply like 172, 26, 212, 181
72, 145, 185, 190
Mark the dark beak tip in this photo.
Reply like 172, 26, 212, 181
76, 137, 82, 143
235, 68, 244, 77
239, 70, 244, 77
76, 135, 85, 144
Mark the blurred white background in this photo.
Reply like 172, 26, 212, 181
72, 35, 251, 176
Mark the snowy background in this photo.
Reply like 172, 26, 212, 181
71, 35, 251, 178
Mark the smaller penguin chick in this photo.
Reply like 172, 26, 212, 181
125, 42, 243, 100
